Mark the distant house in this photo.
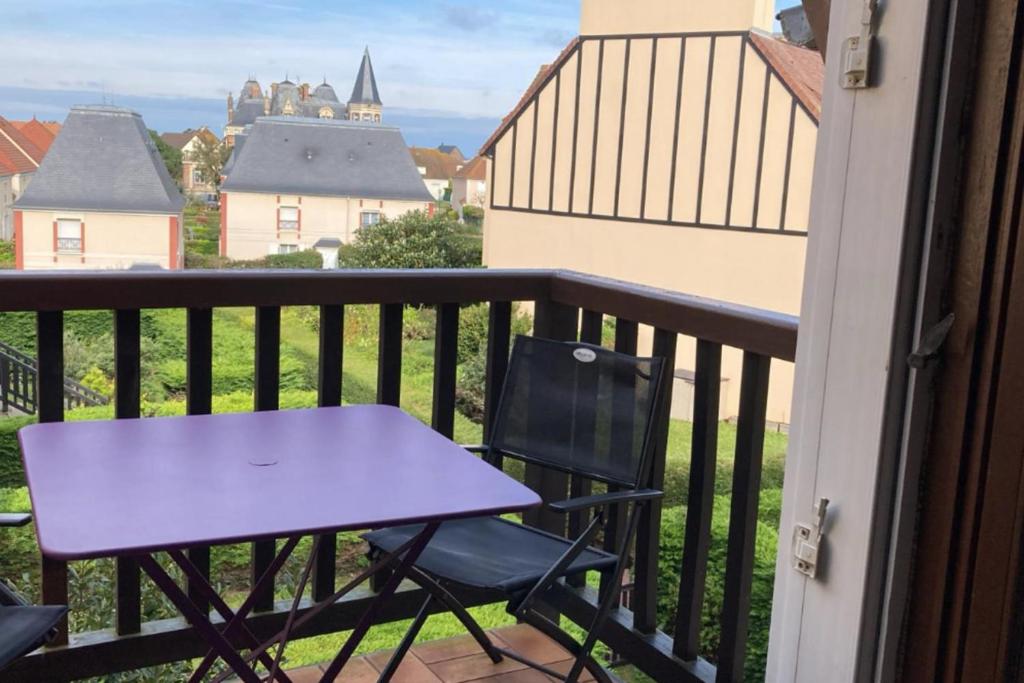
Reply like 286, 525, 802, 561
10, 118, 60, 154
437, 144, 464, 162
224, 48, 384, 145
0, 117, 48, 240
160, 127, 219, 197
219, 116, 433, 260
409, 146, 464, 202
452, 156, 487, 213
13, 105, 185, 270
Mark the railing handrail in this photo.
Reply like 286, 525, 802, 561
0, 340, 109, 410
0, 269, 798, 360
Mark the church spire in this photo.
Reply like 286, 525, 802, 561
348, 47, 382, 106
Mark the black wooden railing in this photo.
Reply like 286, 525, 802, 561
0, 340, 108, 415
0, 269, 797, 683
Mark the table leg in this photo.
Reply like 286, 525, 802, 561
320, 522, 440, 681
137, 554, 263, 683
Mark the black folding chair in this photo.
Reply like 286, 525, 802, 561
363, 335, 665, 683
0, 513, 68, 672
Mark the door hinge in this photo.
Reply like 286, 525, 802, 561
792, 497, 830, 579
841, 0, 879, 88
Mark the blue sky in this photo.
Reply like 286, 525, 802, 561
0, 1, 789, 154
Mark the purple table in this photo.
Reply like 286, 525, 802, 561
20, 405, 540, 682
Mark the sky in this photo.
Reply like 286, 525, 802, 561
0, 1, 789, 154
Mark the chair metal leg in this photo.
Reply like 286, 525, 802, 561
518, 608, 614, 683
407, 567, 504, 664
378, 596, 432, 683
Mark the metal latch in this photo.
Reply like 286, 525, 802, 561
908, 313, 955, 369
841, 0, 879, 88
792, 498, 829, 579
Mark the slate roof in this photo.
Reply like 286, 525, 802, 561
410, 147, 463, 181
349, 48, 382, 105
14, 105, 186, 214
454, 155, 487, 181
0, 116, 43, 176
222, 128, 249, 176
220, 117, 432, 202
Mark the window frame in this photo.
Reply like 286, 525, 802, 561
56, 218, 82, 253
278, 206, 299, 231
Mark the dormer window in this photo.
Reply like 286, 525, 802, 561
279, 206, 299, 231
319, 107, 334, 119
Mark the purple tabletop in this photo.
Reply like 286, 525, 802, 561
19, 406, 541, 560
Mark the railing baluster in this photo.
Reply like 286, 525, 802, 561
313, 304, 344, 602
36, 311, 68, 646
252, 305, 280, 613
717, 351, 771, 682
377, 304, 403, 407
114, 309, 142, 635
567, 310, 603, 587
432, 304, 460, 438
675, 339, 722, 659
633, 328, 676, 633
483, 301, 512, 469
602, 318, 639, 599
525, 299, 578, 536
186, 308, 213, 616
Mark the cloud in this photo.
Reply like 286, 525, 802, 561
441, 3, 500, 32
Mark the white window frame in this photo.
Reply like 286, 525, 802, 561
56, 218, 82, 253
360, 211, 381, 228
278, 206, 299, 231
277, 244, 299, 255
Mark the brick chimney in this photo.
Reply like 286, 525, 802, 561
300, 83, 310, 101
579, 0, 773, 35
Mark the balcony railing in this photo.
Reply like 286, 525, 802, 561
0, 268, 797, 682
56, 237, 82, 253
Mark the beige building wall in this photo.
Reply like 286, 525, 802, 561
17, 209, 181, 270
484, 31, 818, 424
222, 191, 432, 261
580, 0, 774, 35
453, 177, 487, 210
0, 172, 32, 240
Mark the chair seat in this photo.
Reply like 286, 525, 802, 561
363, 516, 618, 593
0, 605, 67, 670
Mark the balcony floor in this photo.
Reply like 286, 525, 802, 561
256, 624, 601, 682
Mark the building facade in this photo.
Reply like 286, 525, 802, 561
482, 0, 822, 423
0, 117, 55, 240
452, 156, 488, 212
13, 106, 185, 270
160, 127, 219, 197
224, 49, 384, 144
220, 117, 433, 260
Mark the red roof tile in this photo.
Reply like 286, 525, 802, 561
455, 155, 487, 181
409, 146, 464, 181
0, 116, 42, 175
13, 118, 58, 154
748, 31, 824, 122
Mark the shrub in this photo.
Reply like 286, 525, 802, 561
341, 211, 481, 269
658, 496, 779, 682
0, 240, 13, 269
454, 304, 533, 422
185, 249, 322, 270
0, 416, 34, 487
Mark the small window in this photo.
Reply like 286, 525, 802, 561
192, 169, 203, 184
279, 206, 299, 231
374, 114, 381, 123
360, 211, 381, 227
278, 244, 299, 254
56, 219, 82, 253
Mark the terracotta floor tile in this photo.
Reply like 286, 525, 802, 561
426, 651, 529, 682
328, 656, 381, 682
491, 624, 573, 665
474, 668, 553, 682
414, 633, 495, 664
544, 658, 599, 682
366, 650, 443, 683
282, 664, 328, 682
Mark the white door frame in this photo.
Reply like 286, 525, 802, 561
766, 0, 960, 680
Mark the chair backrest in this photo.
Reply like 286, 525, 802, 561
489, 335, 665, 488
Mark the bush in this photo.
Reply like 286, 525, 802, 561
0, 240, 13, 269
185, 249, 322, 270
341, 211, 481, 269
0, 416, 34, 487
454, 304, 532, 422
658, 496, 779, 682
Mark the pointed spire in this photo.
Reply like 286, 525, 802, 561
349, 47, 382, 106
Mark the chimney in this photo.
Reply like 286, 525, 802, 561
227, 93, 234, 122
264, 95, 271, 115
271, 82, 279, 99
300, 83, 310, 100
579, 0, 773, 35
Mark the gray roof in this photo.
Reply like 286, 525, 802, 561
222, 128, 249, 176
313, 237, 342, 248
229, 99, 266, 127
349, 48, 382, 105
220, 117, 432, 202
14, 105, 185, 214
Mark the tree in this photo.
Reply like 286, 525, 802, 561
192, 135, 231, 189
149, 130, 182, 184
340, 211, 482, 269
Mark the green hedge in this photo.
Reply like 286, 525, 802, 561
658, 495, 779, 682
0, 416, 33, 488
185, 249, 323, 270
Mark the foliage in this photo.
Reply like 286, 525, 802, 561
453, 304, 533, 422
191, 134, 231, 188
0, 416, 33, 487
148, 130, 182, 183
658, 497, 779, 682
341, 211, 482, 269
79, 366, 114, 397
462, 204, 484, 227
186, 249, 322, 270
0, 240, 14, 269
